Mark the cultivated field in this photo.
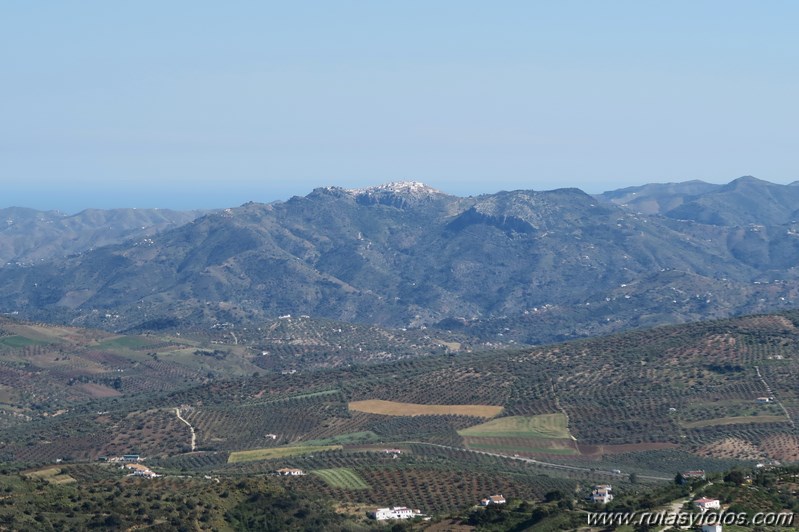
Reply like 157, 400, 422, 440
458, 414, 572, 439
227, 445, 342, 464
311, 468, 370, 489
24, 467, 76, 484
458, 414, 579, 456
348, 399, 503, 418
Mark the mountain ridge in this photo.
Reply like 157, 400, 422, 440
1, 177, 797, 343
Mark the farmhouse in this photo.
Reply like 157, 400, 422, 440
480, 495, 506, 506
132, 469, 158, 478
702, 525, 723, 532
124, 463, 159, 478
680, 470, 706, 483
589, 488, 613, 504
368, 506, 422, 520
276, 467, 305, 476
756, 397, 771, 404
694, 497, 721, 510
121, 454, 141, 462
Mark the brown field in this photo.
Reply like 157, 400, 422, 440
680, 415, 788, 429
577, 442, 679, 456
348, 400, 502, 418
695, 437, 765, 461
759, 434, 799, 463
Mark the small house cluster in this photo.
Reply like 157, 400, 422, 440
124, 463, 159, 478
276, 467, 305, 476
100, 454, 142, 463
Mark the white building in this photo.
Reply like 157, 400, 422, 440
590, 489, 613, 504
694, 497, 721, 510
276, 468, 305, 476
702, 525, 722, 532
589, 484, 613, 504
480, 495, 506, 506
368, 507, 422, 520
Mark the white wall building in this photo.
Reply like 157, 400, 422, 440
694, 498, 721, 510
368, 507, 421, 520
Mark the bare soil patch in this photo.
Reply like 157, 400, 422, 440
760, 434, 799, 462
695, 437, 765, 460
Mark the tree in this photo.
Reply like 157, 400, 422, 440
724, 470, 745, 485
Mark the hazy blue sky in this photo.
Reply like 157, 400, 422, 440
2, 1, 798, 212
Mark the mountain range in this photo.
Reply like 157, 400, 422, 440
0, 177, 797, 344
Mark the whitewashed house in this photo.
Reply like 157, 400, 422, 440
694, 497, 721, 511
480, 495, 506, 506
368, 507, 422, 520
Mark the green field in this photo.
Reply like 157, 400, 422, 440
312, 468, 370, 489
97, 336, 157, 350
0, 335, 50, 348
227, 445, 342, 464
458, 414, 573, 439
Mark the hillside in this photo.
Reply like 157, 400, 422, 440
596, 179, 721, 215
599, 176, 799, 226
1, 179, 798, 345
663, 176, 799, 226
0, 207, 207, 266
1, 311, 798, 502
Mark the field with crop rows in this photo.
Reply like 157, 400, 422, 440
312, 467, 370, 489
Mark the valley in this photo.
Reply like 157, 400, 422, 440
0, 308, 797, 527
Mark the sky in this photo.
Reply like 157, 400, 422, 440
2, 1, 798, 212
